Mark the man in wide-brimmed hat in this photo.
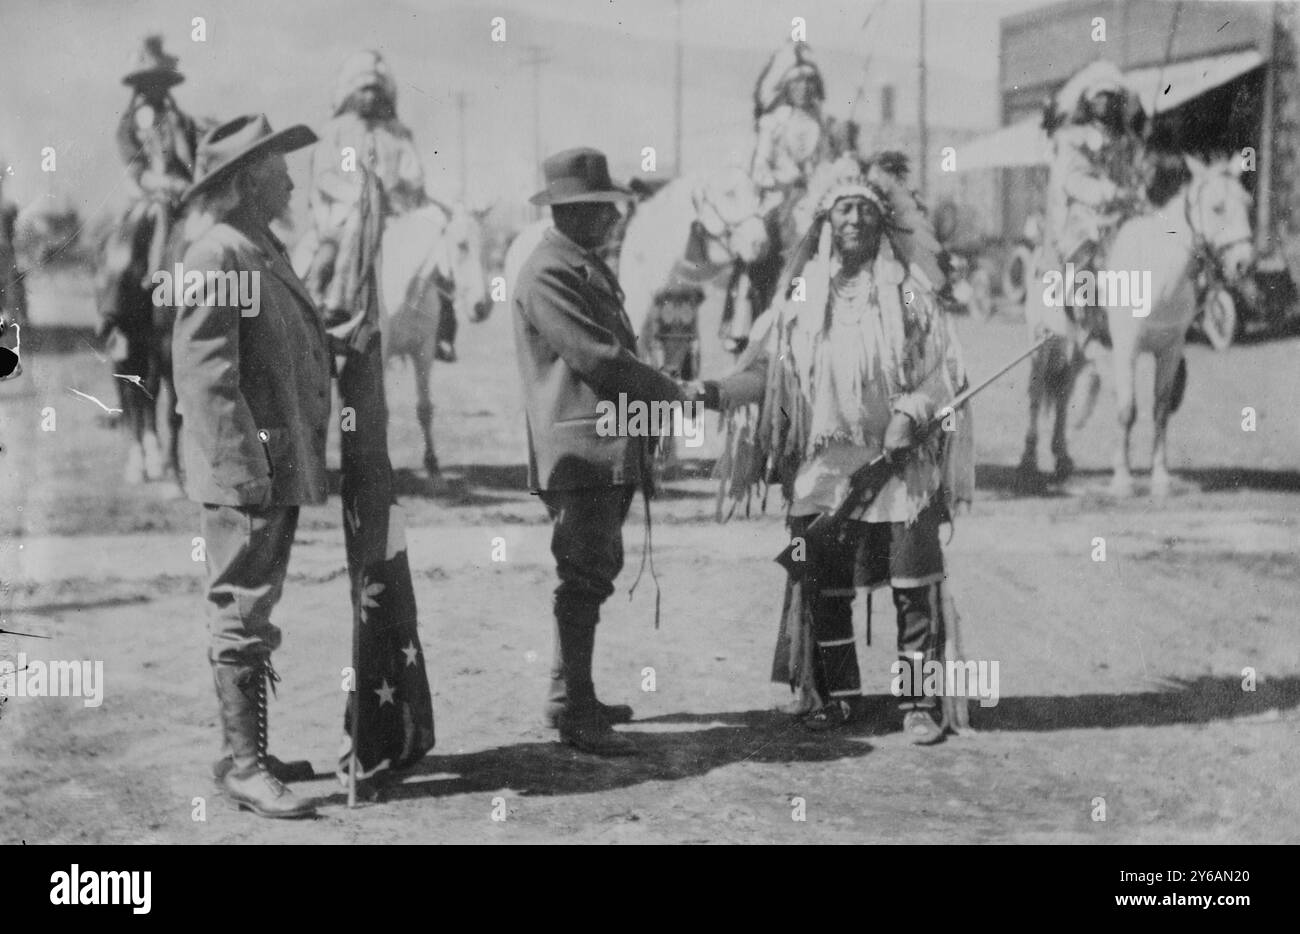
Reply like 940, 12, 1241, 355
117, 35, 198, 200
99, 36, 201, 479
173, 114, 331, 818
513, 147, 688, 756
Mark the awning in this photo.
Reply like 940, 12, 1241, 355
956, 49, 1266, 172
1128, 48, 1264, 113
954, 118, 1050, 172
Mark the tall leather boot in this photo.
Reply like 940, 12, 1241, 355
214, 661, 317, 818
541, 616, 633, 729
211, 660, 314, 784
554, 605, 637, 756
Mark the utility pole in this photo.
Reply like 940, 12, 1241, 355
674, 0, 684, 174
917, 0, 929, 200
520, 45, 551, 218
456, 91, 468, 203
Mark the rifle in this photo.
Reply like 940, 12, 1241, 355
775, 336, 1050, 578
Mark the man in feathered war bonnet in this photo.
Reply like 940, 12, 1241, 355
695, 155, 976, 743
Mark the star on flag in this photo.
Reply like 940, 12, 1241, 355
374, 678, 396, 706
401, 642, 419, 667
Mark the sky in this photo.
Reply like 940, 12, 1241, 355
0, 0, 1043, 223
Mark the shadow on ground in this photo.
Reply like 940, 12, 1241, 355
313, 675, 1297, 805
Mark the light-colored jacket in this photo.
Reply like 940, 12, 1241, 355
173, 219, 332, 507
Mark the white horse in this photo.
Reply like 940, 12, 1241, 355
618, 167, 769, 343
1024, 155, 1254, 497
504, 167, 769, 352
294, 201, 490, 477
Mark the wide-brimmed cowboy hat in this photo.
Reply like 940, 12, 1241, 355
181, 114, 318, 204
123, 35, 185, 89
529, 148, 634, 206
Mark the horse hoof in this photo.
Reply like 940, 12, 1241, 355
1150, 472, 1172, 498
1109, 475, 1135, 498
1050, 456, 1075, 483
123, 448, 146, 485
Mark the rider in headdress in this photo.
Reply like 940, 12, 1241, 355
306, 51, 455, 357
1041, 61, 1147, 302
697, 155, 975, 742
750, 41, 827, 210
101, 36, 198, 334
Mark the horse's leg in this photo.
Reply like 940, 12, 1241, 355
414, 347, 438, 477
161, 358, 185, 497
1109, 343, 1138, 497
1018, 347, 1045, 477
1149, 348, 1186, 498
119, 322, 148, 485
140, 358, 163, 481
1050, 344, 1083, 482
122, 388, 146, 484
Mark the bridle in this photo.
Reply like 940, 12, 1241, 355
1182, 171, 1252, 269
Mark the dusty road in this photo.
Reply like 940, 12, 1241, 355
1, 270, 1297, 843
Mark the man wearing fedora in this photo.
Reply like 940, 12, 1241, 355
513, 147, 687, 756
173, 114, 331, 818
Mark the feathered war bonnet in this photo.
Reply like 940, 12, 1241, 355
752, 40, 825, 124
1041, 59, 1146, 136
787, 153, 944, 305
332, 50, 399, 116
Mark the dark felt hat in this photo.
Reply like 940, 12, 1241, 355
529, 147, 634, 206
123, 35, 185, 89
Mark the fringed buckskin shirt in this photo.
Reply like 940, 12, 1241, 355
716, 241, 974, 525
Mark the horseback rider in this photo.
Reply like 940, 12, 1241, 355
750, 41, 828, 211
1042, 60, 1147, 340
102, 36, 198, 325
100, 36, 198, 480
306, 51, 459, 361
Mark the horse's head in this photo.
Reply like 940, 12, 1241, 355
1184, 154, 1255, 285
442, 203, 492, 322
693, 167, 769, 265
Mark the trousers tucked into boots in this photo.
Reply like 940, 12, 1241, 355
212, 659, 316, 818
537, 487, 638, 754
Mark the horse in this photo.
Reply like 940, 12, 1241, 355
617, 166, 769, 349
92, 202, 185, 492
1022, 154, 1254, 497
294, 201, 490, 478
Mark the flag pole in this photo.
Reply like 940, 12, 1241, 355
347, 153, 380, 810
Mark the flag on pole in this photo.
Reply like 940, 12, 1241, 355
332, 159, 435, 783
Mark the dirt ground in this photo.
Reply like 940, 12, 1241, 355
1, 268, 1298, 844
